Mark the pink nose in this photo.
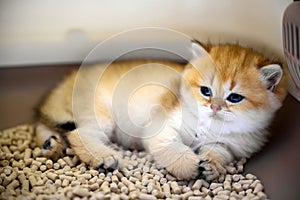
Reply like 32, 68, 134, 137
210, 103, 222, 112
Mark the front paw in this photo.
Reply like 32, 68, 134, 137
95, 151, 120, 171
165, 150, 200, 180
72, 143, 120, 171
198, 156, 226, 181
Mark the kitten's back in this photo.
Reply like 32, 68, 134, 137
38, 60, 185, 132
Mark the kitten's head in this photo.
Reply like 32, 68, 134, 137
181, 40, 287, 134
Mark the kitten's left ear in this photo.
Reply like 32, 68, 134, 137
191, 39, 209, 59
259, 64, 283, 91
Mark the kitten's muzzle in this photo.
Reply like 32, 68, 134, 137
210, 98, 225, 113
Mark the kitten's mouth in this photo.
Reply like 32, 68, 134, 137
209, 112, 225, 121
209, 111, 234, 123
210, 112, 218, 117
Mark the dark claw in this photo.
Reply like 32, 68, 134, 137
198, 159, 212, 179
197, 166, 207, 179
95, 159, 119, 173
95, 168, 105, 173
94, 163, 106, 173
199, 158, 211, 165
199, 160, 206, 165
42, 138, 52, 150
43, 135, 59, 150
198, 165, 206, 173
106, 159, 119, 172
106, 166, 116, 172
95, 163, 104, 171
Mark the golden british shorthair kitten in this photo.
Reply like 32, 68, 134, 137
36, 40, 286, 181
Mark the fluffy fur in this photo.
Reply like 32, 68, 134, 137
36, 40, 286, 181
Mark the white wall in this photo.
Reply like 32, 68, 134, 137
0, 0, 292, 66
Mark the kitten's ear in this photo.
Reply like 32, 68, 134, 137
191, 39, 208, 59
259, 64, 283, 91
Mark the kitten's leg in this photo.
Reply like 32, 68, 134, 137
143, 126, 200, 180
36, 122, 65, 160
198, 143, 233, 181
66, 126, 120, 170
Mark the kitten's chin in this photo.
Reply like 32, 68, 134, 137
208, 112, 232, 122
198, 107, 269, 135
194, 104, 273, 135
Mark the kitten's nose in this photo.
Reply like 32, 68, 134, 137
210, 98, 224, 113
210, 103, 222, 112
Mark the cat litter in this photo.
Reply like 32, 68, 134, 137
0, 124, 268, 200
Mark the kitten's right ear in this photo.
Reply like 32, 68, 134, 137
191, 39, 209, 59
259, 64, 283, 92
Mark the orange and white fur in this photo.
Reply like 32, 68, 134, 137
36, 40, 286, 181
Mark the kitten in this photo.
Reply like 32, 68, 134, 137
36, 40, 286, 181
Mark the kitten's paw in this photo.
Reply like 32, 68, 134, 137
198, 156, 226, 181
41, 135, 64, 160
67, 129, 121, 171
71, 142, 120, 171
165, 150, 199, 180
96, 153, 119, 171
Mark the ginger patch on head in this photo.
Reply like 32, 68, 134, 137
184, 44, 284, 113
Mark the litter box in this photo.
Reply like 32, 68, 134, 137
0, 1, 300, 199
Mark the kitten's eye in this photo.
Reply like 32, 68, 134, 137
200, 86, 212, 97
227, 93, 244, 103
